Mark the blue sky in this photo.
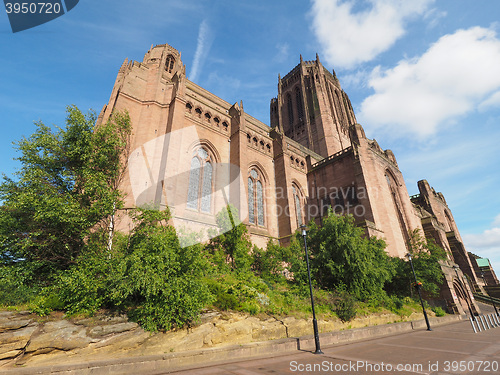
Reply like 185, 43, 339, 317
1, 0, 499, 272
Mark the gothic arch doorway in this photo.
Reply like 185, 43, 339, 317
453, 280, 471, 315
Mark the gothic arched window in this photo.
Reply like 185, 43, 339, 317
293, 185, 303, 227
248, 169, 265, 226
295, 87, 304, 120
286, 94, 294, 127
187, 148, 213, 212
385, 171, 410, 249
166, 54, 175, 73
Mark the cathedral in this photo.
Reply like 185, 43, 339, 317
97, 43, 482, 315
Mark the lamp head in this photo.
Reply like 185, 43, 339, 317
301, 224, 307, 237
406, 253, 412, 260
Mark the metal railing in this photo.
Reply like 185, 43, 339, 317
469, 313, 500, 333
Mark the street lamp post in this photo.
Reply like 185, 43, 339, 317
481, 271, 499, 317
453, 265, 475, 320
301, 225, 323, 354
406, 253, 432, 331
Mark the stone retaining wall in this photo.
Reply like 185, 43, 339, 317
0, 309, 460, 373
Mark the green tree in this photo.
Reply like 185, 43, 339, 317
252, 240, 291, 282
0, 105, 131, 309
385, 229, 446, 297
0, 106, 131, 278
208, 205, 252, 272
37, 207, 213, 331
302, 212, 393, 301
112, 208, 213, 331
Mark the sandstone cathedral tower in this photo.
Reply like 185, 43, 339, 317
97, 43, 481, 316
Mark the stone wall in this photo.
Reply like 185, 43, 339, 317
0, 309, 434, 370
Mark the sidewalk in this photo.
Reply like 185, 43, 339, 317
166, 318, 500, 374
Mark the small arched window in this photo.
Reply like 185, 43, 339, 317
166, 54, 175, 73
248, 169, 265, 226
187, 148, 213, 213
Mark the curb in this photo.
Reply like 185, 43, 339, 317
0, 314, 462, 375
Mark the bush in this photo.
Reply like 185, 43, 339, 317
298, 213, 394, 301
385, 230, 446, 298
0, 265, 41, 307
111, 208, 214, 331
205, 271, 272, 315
32, 208, 214, 331
432, 306, 446, 317
252, 241, 290, 283
208, 205, 252, 272
333, 290, 357, 322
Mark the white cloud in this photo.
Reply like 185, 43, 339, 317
189, 20, 214, 82
464, 228, 500, 249
493, 214, 500, 227
309, 0, 433, 69
422, 7, 447, 29
359, 27, 500, 138
274, 43, 290, 63
205, 71, 241, 101
463, 215, 500, 275
479, 90, 500, 111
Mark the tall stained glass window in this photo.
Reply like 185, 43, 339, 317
248, 178, 255, 223
186, 147, 213, 212
257, 181, 264, 226
293, 185, 303, 227
248, 169, 264, 226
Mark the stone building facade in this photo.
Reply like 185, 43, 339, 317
97, 43, 480, 315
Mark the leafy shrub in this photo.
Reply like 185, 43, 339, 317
205, 278, 241, 310
208, 205, 252, 272
33, 208, 214, 331
110, 208, 214, 331
385, 295, 404, 311
296, 213, 393, 301
252, 241, 290, 282
333, 290, 357, 322
432, 306, 446, 317
0, 265, 40, 307
385, 230, 446, 298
